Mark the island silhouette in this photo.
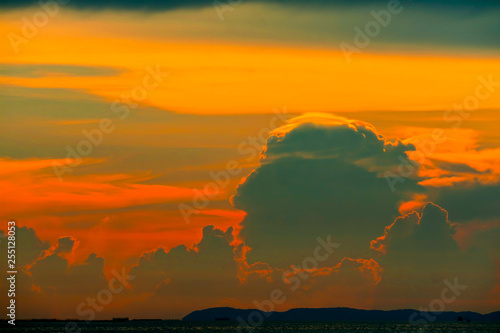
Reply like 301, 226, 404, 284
183, 307, 500, 323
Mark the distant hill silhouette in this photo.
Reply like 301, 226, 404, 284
183, 307, 500, 322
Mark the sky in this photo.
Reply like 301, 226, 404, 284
0, 0, 499, 320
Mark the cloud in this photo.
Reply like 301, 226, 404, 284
232, 113, 422, 267
30, 252, 107, 295
2, 195, 498, 318
372, 203, 496, 307
430, 159, 488, 175
54, 236, 76, 254
126, 224, 382, 317
129, 225, 239, 294
469, 224, 500, 305
0, 157, 85, 176
414, 144, 500, 187
431, 181, 500, 222
0, 226, 49, 268
0, 64, 123, 78
125, 225, 243, 317
1, 0, 498, 11
0, 226, 108, 319
0, 158, 195, 219
371, 203, 458, 254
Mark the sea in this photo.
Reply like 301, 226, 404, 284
1, 321, 500, 333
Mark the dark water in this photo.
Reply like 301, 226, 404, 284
2, 321, 500, 332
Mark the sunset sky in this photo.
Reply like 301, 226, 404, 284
1, 0, 499, 320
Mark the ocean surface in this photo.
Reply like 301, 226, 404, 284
2, 321, 500, 333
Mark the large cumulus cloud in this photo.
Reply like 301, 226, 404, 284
232, 114, 422, 267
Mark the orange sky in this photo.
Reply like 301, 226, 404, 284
1, 3, 500, 319
2, 11, 500, 114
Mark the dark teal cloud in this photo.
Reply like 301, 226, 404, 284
373, 203, 496, 305
233, 119, 423, 267
2, 1, 499, 52
1, 0, 499, 10
432, 181, 500, 222
0, 64, 123, 78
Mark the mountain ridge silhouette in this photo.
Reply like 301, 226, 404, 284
183, 307, 500, 322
